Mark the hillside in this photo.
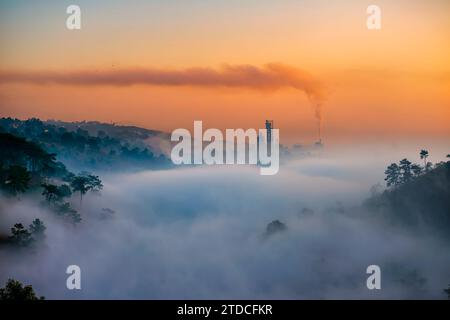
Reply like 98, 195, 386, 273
0, 118, 172, 172
45, 119, 170, 151
365, 161, 450, 234
0, 132, 72, 195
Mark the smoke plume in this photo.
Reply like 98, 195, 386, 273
0, 64, 325, 137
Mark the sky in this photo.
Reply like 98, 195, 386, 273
1, 1, 450, 299
0, 0, 449, 145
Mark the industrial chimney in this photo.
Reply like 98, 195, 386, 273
265, 120, 274, 155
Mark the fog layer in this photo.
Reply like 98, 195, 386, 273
1, 147, 449, 299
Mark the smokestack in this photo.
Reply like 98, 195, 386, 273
317, 120, 321, 144
265, 120, 274, 155
311, 102, 323, 148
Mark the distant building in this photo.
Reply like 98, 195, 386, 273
265, 120, 273, 152
314, 139, 323, 148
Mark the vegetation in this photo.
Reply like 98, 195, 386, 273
7, 223, 34, 247
29, 219, 46, 240
42, 183, 71, 202
264, 220, 287, 239
2, 165, 31, 196
0, 117, 172, 299
55, 202, 81, 224
0, 117, 171, 171
444, 285, 450, 299
0, 132, 68, 177
0, 279, 44, 300
367, 150, 450, 234
0, 128, 103, 225
70, 173, 103, 203
0, 132, 71, 196
5, 219, 47, 248
420, 149, 429, 169
1, 117, 448, 298
384, 150, 444, 188
40, 182, 81, 223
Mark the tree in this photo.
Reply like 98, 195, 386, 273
70, 175, 90, 203
57, 202, 82, 224
4, 165, 30, 195
384, 163, 400, 187
29, 219, 46, 240
70, 174, 103, 203
41, 183, 80, 224
264, 220, 287, 239
411, 163, 422, 177
8, 223, 34, 247
0, 132, 69, 180
41, 183, 59, 202
399, 158, 413, 183
445, 284, 450, 299
58, 184, 72, 198
0, 279, 44, 300
420, 150, 429, 170
41, 183, 72, 203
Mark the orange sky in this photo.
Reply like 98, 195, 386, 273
0, 0, 449, 145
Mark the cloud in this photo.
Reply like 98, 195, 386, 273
1, 150, 449, 299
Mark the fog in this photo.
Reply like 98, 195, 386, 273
1, 146, 450, 299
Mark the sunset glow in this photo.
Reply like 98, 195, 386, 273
1, 0, 449, 144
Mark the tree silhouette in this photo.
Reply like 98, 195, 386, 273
4, 165, 30, 196
263, 220, 287, 239
384, 163, 400, 187
420, 150, 429, 170
0, 118, 171, 172
58, 184, 72, 198
41, 183, 59, 202
411, 163, 422, 177
41, 183, 72, 203
70, 174, 103, 203
8, 223, 34, 247
0, 279, 44, 300
56, 202, 81, 224
399, 158, 413, 183
0, 132, 59, 174
29, 219, 46, 240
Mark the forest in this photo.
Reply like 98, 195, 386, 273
0, 117, 172, 172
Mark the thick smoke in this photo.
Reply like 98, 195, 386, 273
0, 64, 320, 92
0, 64, 325, 138
1, 147, 449, 299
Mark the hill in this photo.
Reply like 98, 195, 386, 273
0, 118, 172, 172
365, 161, 450, 234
